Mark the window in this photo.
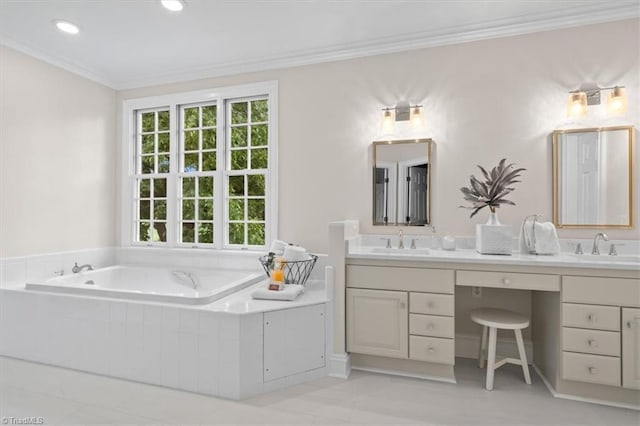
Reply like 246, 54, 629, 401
121, 82, 277, 250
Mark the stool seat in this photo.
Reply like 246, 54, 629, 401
470, 307, 532, 391
470, 308, 529, 330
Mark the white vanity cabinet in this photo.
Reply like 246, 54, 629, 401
622, 308, 640, 390
346, 288, 408, 358
561, 276, 640, 391
346, 265, 455, 372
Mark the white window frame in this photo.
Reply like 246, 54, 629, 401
120, 81, 278, 250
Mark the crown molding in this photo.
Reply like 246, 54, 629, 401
0, 35, 117, 89
3, 3, 638, 91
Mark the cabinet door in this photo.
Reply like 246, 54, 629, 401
347, 288, 408, 359
622, 307, 640, 390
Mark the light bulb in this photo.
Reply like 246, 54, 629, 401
161, 0, 185, 12
53, 20, 80, 35
567, 92, 587, 117
607, 87, 627, 114
381, 109, 395, 134
410, 106, 424, 130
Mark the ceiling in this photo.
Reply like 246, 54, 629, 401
1, 0, 638, 90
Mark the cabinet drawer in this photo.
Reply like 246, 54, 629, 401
409, 314, 454, 339
562, 327, 620, 357
409, 336, 454, 365
562, 352, 620, 387
562, 303, 620, 331
347, 265, 454, 293
456, 270, 560, 292
563, 276, 640, 307
410, 293, 454, 316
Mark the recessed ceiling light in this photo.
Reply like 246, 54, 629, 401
161, 0, 185, 12
53, 19, 80, 35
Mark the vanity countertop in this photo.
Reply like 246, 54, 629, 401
347, 247, 640, 271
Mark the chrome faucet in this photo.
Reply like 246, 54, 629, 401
398, 229, 404, 249
591, 233, 609, 255
72, 262, 93, 273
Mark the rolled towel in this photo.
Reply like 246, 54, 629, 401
269, 239, 288, 255
283, 245, 310, 262
252, 284, 304, 301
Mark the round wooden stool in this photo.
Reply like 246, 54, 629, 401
470, 308, 532, 390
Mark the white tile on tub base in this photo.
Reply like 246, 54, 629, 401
178, 332, 199, 392
161, 329, 181, 389
197, 333, 219, 395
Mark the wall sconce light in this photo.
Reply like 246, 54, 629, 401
566, 85, 628, 117
380, 102, 424, 134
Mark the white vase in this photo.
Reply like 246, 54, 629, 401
476, 210, 513, 255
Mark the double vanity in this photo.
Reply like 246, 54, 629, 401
328, 222, 640, 410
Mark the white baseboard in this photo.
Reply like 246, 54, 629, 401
532, 364, 640, 411
328, 353, 351, 379
351, 365, 456, 384
455, 333, 533, 362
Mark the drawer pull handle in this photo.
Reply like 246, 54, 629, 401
628, 321, 633, 329
503, 278, 511, 285
427, 346, 435, 353
587, 314, 597, 322
427, 302, 435, 308
588, 339, 597, 347
427, 324, 434, 331
400, 302, 406, 310
588, 366, 597, 374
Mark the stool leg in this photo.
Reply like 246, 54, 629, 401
514, 329, 531, 385
485, 327, 497, 391
478, 325, 488, 368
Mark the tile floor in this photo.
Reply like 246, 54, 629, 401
0, 356, 638, 425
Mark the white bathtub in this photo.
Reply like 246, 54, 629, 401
25, 265, 264, 305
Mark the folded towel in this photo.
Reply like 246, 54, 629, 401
269, 239, 288, 255
251, 284, 304, 301
283, 245, 310, 262
520, 220, 560, 255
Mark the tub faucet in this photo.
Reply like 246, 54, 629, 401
591, 233, 609, 255
72, 262, 93, 273
398, 229, 404, 249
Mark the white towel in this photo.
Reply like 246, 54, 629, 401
520, 221, 560, 255
269, 239, 288, 255
283, 245, 310, 262
252, 284, 304, 301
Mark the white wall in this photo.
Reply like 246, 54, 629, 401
2, 19, 638, 257
117, 19, 640, 253
0, 46, 117, 257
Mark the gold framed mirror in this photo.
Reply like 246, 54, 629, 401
552, 126, 634, 228
372, 138, 433, 226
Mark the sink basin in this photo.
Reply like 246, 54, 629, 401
367, 247, 431, 255
570, 254, 640, 263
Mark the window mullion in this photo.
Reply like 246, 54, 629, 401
217, 99, 227, 249
165, 103, 179, 247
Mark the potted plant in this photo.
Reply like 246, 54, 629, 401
460, 159, 526, 255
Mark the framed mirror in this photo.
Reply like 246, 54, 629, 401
373, 139, 432, 226
553, 126, 634, 228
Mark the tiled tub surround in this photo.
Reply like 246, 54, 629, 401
0, 248, 330, 399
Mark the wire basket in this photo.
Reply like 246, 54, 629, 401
259, 254, 318, 286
